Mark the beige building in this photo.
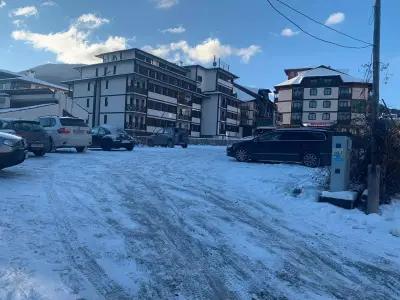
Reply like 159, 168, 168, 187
275, 66, 371, 128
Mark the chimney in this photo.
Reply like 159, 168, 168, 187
25, 70, 36, 78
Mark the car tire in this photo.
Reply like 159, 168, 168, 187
33, 150, 46, 157
303, 153, 320, 168
181, 143, 188, 149
235, 148, 249, 162
76, 146, 87, 153
167, 140, 174, 148
101, 139, 113, 151
48, 137, 55, 153
125, 144, 134, 151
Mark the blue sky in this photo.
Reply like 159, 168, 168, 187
0, 0, 399, 106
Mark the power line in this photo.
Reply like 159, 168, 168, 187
266, 0, 371, 49
275, 0, 372, 46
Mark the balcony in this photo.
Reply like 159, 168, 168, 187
178, 97, 190, 106
291, 105, 303, 112
256, 118, 274, 127
126, 104, 146, 112
338, 106, 351, 112
339, 89, 352, 99
177, 114, 191, 121
127, 85, 148, 95
291, 119, 302, 126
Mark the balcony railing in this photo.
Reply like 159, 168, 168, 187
177, 114, 191, 121
126, 105, 146, 112
338, 106, 351, 112
127, 86, 148, 95
339, 92, 352, 99
291, 105, 303, 112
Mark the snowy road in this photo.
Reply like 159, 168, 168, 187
0, 146, 399, 299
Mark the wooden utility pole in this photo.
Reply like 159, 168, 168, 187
367, 0, 381, 214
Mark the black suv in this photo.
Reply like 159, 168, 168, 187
227, 128, 333, 167
91, 125, 135, 151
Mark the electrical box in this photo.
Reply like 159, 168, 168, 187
330, 135, 352, 192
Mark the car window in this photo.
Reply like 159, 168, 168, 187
98, 127, 109, 135
60, 118, 87, 127
39, 118, 56, 127
14, 122, 42, 132
258, 132, 281, 142
309, 132, 326, 141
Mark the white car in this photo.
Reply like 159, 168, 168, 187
38, 116, 92, 152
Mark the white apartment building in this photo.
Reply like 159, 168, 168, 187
65, 48, 203, 137
275, 66, 371, 128
185, 65, 241, 138
0, 69, 87, 120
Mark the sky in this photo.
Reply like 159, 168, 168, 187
0, 0, 399, 106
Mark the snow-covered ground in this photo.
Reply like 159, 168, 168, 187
0, 146, 399, 300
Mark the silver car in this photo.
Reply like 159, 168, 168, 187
38, 116, 92, 152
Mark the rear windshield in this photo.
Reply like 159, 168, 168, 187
60, 118, 87, 127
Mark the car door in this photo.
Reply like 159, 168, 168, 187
252, 131, 283, 161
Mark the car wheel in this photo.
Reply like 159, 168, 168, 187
181, 143, 188, 149
148, 139, 154, 147
235, 148, 249, 162
167, 140, 174, 148
101, 139, 113, 151
303, 153, 320, 168
125, 144, 134, 151
33, 150, 46, 157
76, 146, 87, 153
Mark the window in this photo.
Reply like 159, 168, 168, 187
39, 118, 56, 128
113, 65, 117, 74
309, 100, 317, 108
310, 79, 318, 86
323, 100, 331, 108
338, 112, 351, 120
291, 113, 302, 120
197, 75, 203, 82
310, 88, 317, 96
322, 112, 330, 120
86, 98, 90, 108
323, 78, 333, 85
105, 97, 108, 107
308, 113, 316, 120
87, 82, 91, 91
104, 115, 108, 124
104, 67, 108, 76
339, 100, 350, 107
105, 80, 109, 89
292, 101, 302, 109
324, 88, 332, 96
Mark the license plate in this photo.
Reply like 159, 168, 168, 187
31, 143, 43, 148
73, 129, 84, 134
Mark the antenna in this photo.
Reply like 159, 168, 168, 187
212, 56, 217, 67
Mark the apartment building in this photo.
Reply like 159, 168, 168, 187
0, 69, 87, 120
275, 65, 371, 128
185, 65, 241, 138
65, 48, 203, 137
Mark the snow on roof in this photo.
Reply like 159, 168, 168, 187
275, 65, 367, 88
0, 69, 68, 91
0, 103, 58, 114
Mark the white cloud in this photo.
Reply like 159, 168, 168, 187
153, 0, 178, 9
143, 38, 261, 64
161, 25, 186, 34
325, 12, 345, 25
11, 6, 38, 17
0, 1, 6, 9
41, 1, 57, 6
11, 13, 126, 64
281, 28, 299, 37
12, 19, 25, 28
76, 13, 110, 29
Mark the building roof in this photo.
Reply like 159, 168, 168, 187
185, 64, 239, 79
0, 69, 68, 91
275, 65, 368, 88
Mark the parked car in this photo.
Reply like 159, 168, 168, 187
38, 116, 92, 153
0, 118, 50, 156
0, 132, 26, 170
147, 127, 188, 148
227, 128, 333, 167
91, 125, 135, 151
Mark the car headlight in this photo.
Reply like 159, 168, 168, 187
2, 139, 14, 147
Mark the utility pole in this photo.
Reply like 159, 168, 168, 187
367, 0, 381, 214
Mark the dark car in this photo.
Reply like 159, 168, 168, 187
227, 128, 333, 167
147, 127, 189, 148
0, 119, 50, 156
0, 132, 26, 170
91, 125, 135, 151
